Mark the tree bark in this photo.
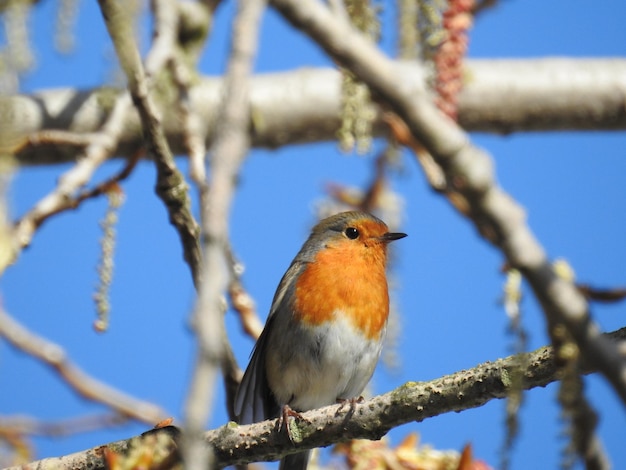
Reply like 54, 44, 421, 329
7, 327, 625, 469
6, 58, 626, 166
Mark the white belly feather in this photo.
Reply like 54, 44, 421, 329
266, 312, 385, 411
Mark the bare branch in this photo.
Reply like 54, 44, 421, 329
2, 426, 181, 470
169, 55, 207, 185
8, 328, 626, 469
144, 0, 180, 77
0, 413, 132, 438
226, 245, 263, 341
97, 0, 202, 286
181, 0, 266, 468
6, 91, 133, 274
270, 0, 626, 407
459, 59, 626, 133
16, 130, 99, 149
12, 148, 141, 248
0, 307, 167, 425
8, 59, 626, 166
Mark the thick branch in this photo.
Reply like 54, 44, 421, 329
8, 328, 625, 470
458, 59, 626, 132
8, 59, 626, 166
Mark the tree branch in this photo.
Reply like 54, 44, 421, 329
0, 412, 132, 438
97, 0, 202, 286
0, 306, 167, 426
8, 328, 625, 470
8, 59, 626, 166
270, 0, 626, 407
6, 91, 134, 275
181, 0, 265, 468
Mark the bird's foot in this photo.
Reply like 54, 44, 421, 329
335, 396, 364, 417
277, 404, 307, 444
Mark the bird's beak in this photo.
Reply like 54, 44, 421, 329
379, 232, 407, 243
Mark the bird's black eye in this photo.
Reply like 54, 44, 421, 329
345, 227, 359, 240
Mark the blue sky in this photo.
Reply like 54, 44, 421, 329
2, 1, 626, 469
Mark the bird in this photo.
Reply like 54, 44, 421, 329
234, 210, 407, 470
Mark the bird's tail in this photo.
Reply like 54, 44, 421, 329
279, 450, 310, 470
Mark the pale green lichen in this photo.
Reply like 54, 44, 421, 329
93, 189, 124, 333
338, 0, 380, 155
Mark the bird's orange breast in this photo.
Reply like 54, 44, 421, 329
293, 240, 389, 340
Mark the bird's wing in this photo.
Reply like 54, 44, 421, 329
233, 260, 305, 424
233, 318, 279, 424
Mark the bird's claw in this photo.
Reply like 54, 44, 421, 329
335, 396, 364, 417
277, 404, 307, 444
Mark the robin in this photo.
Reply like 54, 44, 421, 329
234, 211, 407, 469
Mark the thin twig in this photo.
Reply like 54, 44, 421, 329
8, 92, 133, 275
18, 130, 100, 149
144, 0, 179, 77
167, 2, 255, 425
384, 112, 447, 192
472, 0, 499, 15
97, 0, 202, 286
169, 56, 207, 186
0, 412, 132, 437
225, 245, 263, 341
75, 149, 142, 202
181, 0, 266, 468
17, 148, 141, 230
0, 306, 167, 425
